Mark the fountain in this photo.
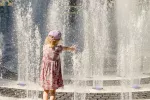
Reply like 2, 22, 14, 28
0, 0, 150, 100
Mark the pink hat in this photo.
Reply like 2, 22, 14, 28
48, 30, 62, 40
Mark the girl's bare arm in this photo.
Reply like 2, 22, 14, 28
63, 46, 76, 51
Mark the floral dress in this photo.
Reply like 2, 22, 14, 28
40, 44, 64, 90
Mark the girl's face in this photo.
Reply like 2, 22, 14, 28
48, 35, 60, 46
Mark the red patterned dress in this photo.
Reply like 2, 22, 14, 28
40, 44, 64, 90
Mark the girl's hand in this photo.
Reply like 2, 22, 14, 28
70, 45, 76, 51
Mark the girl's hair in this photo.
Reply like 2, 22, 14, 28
44, 36, 60, 47
44, 36, 51, 45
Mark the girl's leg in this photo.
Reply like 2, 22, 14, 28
43, 90, 49, 100
49, 89, 56, 100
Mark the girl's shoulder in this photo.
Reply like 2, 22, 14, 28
43, 44, 51, 50
55, 45, 63, 52
42, 44, 63, 52
57, 45, 63, 48
43, 44, 49, 48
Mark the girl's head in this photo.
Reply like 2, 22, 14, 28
48, 30, 61, 40
45, 30, 62, 47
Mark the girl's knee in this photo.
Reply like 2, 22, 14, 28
44, 90, 49, 93
49, 90, 56, 96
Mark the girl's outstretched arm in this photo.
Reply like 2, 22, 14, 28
62, 45, 76, 52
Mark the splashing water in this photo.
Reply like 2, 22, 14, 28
1, 0, 150, 100
14, 1, 41, 99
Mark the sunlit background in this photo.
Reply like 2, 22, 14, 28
0, 0, 150, 100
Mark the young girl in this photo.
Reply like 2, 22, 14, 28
40, 30, 75, 100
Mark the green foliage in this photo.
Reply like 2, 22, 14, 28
0, 0, 13, 6
9, 0, 12, 3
